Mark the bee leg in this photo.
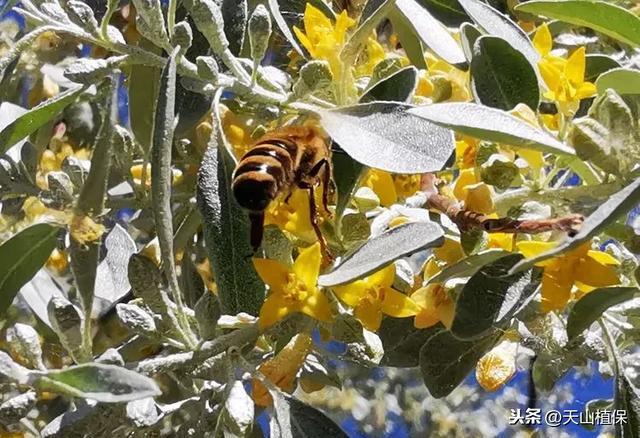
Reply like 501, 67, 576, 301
307, 158, 332, 216
300, 182, 332, 261
249, 211, 265, 253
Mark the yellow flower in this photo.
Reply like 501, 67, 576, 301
265, 188, 323, 243
355, 37, 386, 77
195, 258, 217, 293
293, 4, 355, 78
221, 109, 253, 159
22, 197, 48, 222
456, 137, 478, 170
394, 174, 421, 199
453, 169, 494, 214
333, 264, 420, 331
476, 341, 517, 392
517, 240, 620, 311
130, 164, 183, 187
70, 214, 105, 245
46, 248, 68, 274
507, 104, 545, 171
487, 232, 514, 251
363, 169, 396, 207
533, 23, 596, 115
415, 54, 471, 102
253, 243, 332, 330
433, 237, 465, 265
411, 283, 455, 329
253, 334, 312, 406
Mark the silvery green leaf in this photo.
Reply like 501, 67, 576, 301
39, 400, 121, 438
41, 2, 72, 25
224, 380, 254, 435
410, 103, 575, 155
427, 249, 509, 285
197, 89, 265, 315
471, 35, 539, 111
319, 221, 444, 287
0, 390, 37, 425
0, 351, 29, 384
116, 303, 157, 336
96, 348, 124, 366
106, 25, 126, 44
460, 22, 481, 62
47, 171, 74, 204
93, 224, 136, 317
171, 21, 193, 52
5, 323, 45, 370
267, 0, 306, 58
18, 269, 64, 328
61, 156, 90, 188
127, 254, 167, 314
394, 0, 466, 66
196, 56, 220, 82
65, 1, 99, 34
47, 296, 89, 363
360, 66, 417, 103
0, 223, 60, 316
194, 291, 221, 340
185, 0, 229, 54
283, 396, 348, 438
301, 354, 342, 390
316, 102, 455, 173
567, 287, 638, 340
32, 363, 162, 403
64, 57, 125, 84
126, 397, 161, 428
511, 177, 640, 273
131, 0, 169, 45
458, 0, 539, 72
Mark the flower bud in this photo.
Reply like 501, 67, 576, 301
196, 56, 219, 82
5, 324, 45, 370
248, 5, 272, 64
171, 21, 193, 52
131, 0, 169, 45
116, 303, 157, 337
47, 296, 88, 363
292, 60, 333, 96
186, 0, 229, 54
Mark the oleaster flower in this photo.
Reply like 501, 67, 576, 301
293, 4, 355, 78
411, 283, 455, 329
533, 23, 596, 116
517, 240, 620, 311
253, 242, 332, 330
475, 340, 517, 392
333, 264, 420, 331
265, 188, 326, 243
362, 169, 421, 207
453, 168, 495, 214
253, 333, 312, 406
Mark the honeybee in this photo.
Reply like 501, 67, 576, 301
232, 126, 332, 254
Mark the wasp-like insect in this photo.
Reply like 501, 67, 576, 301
232, 126, 332, 254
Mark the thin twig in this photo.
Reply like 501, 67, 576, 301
421, 174, 584, 236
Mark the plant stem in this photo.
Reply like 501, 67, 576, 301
167, 0, 178, 38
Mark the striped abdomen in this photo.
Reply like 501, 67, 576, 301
232, 139, 297, 212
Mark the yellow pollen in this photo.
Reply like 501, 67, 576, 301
283, 273, 309, 303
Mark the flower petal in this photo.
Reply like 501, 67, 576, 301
381, 287, 420, 317
259, 294, 292, 330
540, 270, 573, 312
355, 300, 383, 331
293, 242, 322, 290
575, 256, 619, 288
587, 250, 620, 266
532, 23, 552, 56
253, 258, 289, 290
517, 240, 557, 260
300, 289, 333, 323
566, 47, 586, 84
366, 263, 396, 288
414, 309, 440, 329
333, 282, 365, 307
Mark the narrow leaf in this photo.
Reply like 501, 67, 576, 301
394, 0, 466, 66
470, 35, 539, 111
388, 8, 427, 69
511, 177, 640, 272
361, 66, 418, 103
0, 85, 84, 153
426, 249, 509, 285
585, 54, 621, 83
458, 0, 539, 69
319, 221, 444, 287
317, 102, 455, 174
33, 363, 161, 403
379, 318, 443, 367
596, 68, 640, 96
409, 103, 575, 155
567, 287, 638, 340
615, 373, 640, 437
268, 0, 307, 58
460, 22, 481, 61
0, 224, 59, 316
128, 40, 161, 151
450, 254, 538, 340
516, 0, 640, 47
196, 88, 265, 315
287, 397, 348, 438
